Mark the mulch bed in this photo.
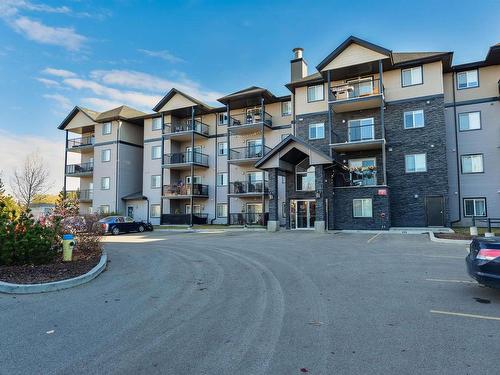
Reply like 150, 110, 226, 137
435, 233, 472, 240
0, 253, 101, 285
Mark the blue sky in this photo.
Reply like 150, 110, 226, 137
0, 0, 499, 191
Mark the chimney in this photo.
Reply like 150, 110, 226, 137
291, 47, 308, 82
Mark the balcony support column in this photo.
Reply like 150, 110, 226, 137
379, 59, 387, 186
327, 70, 333, 150
63, 130, 68, 198
267, 168, 280, 232
160, 112, 165, 224
261, 97, 266, 221
314, 166, 326, 232
226, 103, 231, 225
189, 106, 196, 227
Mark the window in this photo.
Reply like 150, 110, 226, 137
151, 175, 161, 189
401, 66, 423, 87
461, 154, 484, 174
100, 205, 110, 214
152, 117, 162, 131
150, 204, 161, 218
281, 133, 291, 141
217, 172, 228, 186
308, 123, 325, 140
464, 198, 486, 217
349, 158, 376, 186
458, 112, 481, 131
217, 203, 228, 218
282, 202, 286, 218
404, 110, 424, 129
457, 70, 479, 89
296, 158, 315, 191
218, 112, 228, 125
101, 148, 111, 162
102, 122, 112, 135
101, 177, 110, 190
218, 142, 227, 156
281, 101, 292, 116
353, 199, 372, 218
307, 84, 324, 102
185, 204, 201, 214
185, 176, 202, 184
405, 154, 427, 173
348, 118, 374, 141
151, 145, 162, 159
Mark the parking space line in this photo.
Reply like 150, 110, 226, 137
425, 278, 476, 284
430, 310, 500, 321
367, 233, 382, 243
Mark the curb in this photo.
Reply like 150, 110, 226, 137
428, 231, 471, 245
0, 252, 108, 295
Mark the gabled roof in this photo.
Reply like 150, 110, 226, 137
316, 36, 392, 72
153, 88, 213, 113
453, 43, 500, 71
57, 106, 100, 130
217, 86, 279, 104
95, 105, 146, 122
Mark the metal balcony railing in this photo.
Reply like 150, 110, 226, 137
330, 79, 382, 101
228, 145, 271, 161
228, 111, 272, 127
347, 123, 376, 142
67, 136, 95, 148
163, 152, 209, 166
77, 189, 93, 200
162, 184, 209, 197
161, 213, 208, 225
229, 212, 269, 226
229, 181, 268, 194
163, 120, 209, 136
65, 162, 94, 175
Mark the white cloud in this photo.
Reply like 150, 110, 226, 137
9, 16, 87, 51
42, 67, 77, 78
80, 97, 123, 112
0, 1, 70, 16
36, 77, 60, 87
138, 49, 184, 63
43, 93, 73, 112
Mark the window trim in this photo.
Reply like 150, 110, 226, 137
216, 203, 228, 218
405, 153, 427, 173
401, 66, 423, 87
458, 111, 482, 132
150, 204, 161, 218
307, 84, 325, 103
456, 69, 479, 90
101, 177, 110, 190
281, 101, 292, 116
308, 122, 325, 140
151, 174, 161, 189
295, 158, 315, 192
216, 172, 228, 186
102, 122, 112, 135
353, 198, 373, 218
101, 148, 111, 162
403, 109, 425, 129
460, 153, 484, 174
463, 197, 487, 217
218, 141, 228, 156
100, 205, 110, 214
218, 112, 228, 125
152, 117, 162, 131
151, 145, 162, 160
348, 117, 375, 142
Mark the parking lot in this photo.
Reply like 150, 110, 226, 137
1, 230, 499, 374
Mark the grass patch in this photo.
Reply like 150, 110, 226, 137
451, 227, 492, 236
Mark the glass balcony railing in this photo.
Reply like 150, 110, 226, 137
162, 184, 209, 197
163, 120, 209, 136
65, 162, 94, 175
163, 152, 209, 167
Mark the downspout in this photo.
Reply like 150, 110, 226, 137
145, 196, 150, 223
190, 106, 195, 227
214, 111, 218, 225
261, 97, 265, 220
115, 120, 121, 213
379, 59, 387, 186
451, 72, 461, 224
160, 112, 165, 224
292, 90, 296, 136
63, 130, 68, 197
226, 103, 231, 225
327, 70, 332, 147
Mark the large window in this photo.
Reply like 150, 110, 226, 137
150, 204, 161, 218
281, 101, 292, 116
102, 122, 112, 135
348, 118, 374, 142
101, 177, 110, 190
151, 145, 162, 159
349, 158, 376, 186
308, 123, 325, 140
218, 142, 227, 156
100, 205, 110, 214
217, 172, 228, 186
401, 66, 423, 87
217, 203, 228, 218
353, 199, 372, 218
404, 110, 424, 129
151, 175, 161, 189
457, 70, 479, 89
307, 84, 324, 102
464, 198, 486, 217
296, 158, 315, 191
405, 154, 427, 173
458, 112, 481, 131
461, 154, 484, 174
218, 112, 228, 125
101, 148, 111, 162
152, 117, 162, 131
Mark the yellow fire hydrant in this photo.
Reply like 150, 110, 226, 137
62, 234, 76, 261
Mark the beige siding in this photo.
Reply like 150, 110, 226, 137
120, 121, 143, 145
295, 84, 328, 115
444, 65, 500, 103
94, 120, 118, 143
64, 111, 96, 132
321, 43, 388, 71
144, 117, 163, 140
157, 93, 198, 112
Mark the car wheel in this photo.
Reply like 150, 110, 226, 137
112, 226, 120, 235
138, 225, 145, 233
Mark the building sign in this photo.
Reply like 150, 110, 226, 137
377, 188, 388, 196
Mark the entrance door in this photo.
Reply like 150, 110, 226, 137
290, 200, 316, 229
127, 206, 134, 219
425, 196, 444, 226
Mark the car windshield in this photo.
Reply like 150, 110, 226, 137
100, 216, 116, 223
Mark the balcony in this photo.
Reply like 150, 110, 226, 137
66, 135, 95, 152
162, 152, 209, 170
329, 79, 383, 113
227, 111, 272, 134
77, 189, 93, 202
330, 122, 385, 152
228, 145, 271, 165
229, 212, 269, 226
229, 181, 269, 197
163, 120, 209, 141
65, 162, 93, 176
162, 184, 209, 199
161, 213, 208, 225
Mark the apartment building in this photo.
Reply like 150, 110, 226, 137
59, 36, 499, 230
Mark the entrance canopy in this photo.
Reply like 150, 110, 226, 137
255, 135, 333, 172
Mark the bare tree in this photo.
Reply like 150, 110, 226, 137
11, 153, 50, 209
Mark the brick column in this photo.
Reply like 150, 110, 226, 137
314, 166, 326, 232
267, 168, 280, 231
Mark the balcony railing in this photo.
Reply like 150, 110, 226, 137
229, 212, 269, 226
65, 162, 94, 175
163, 152, 209, 167
162, 184, 209, 197
348, 123, 375, 142
67, 136, 95, 148
229, 181, 268, 195
77, 189, 93, 200
228, 145, 271, 161
163, 120, 209, 136
228, 111, 272, 127
161, 213, 208, 225
330, 79, 382, 101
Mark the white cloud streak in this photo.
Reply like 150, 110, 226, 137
138, 49, 184, 63
43, 93, 73, 112
43, 67, 77, 78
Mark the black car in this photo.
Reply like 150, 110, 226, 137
99, 216, 154, 235
466, 237, 500, 288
